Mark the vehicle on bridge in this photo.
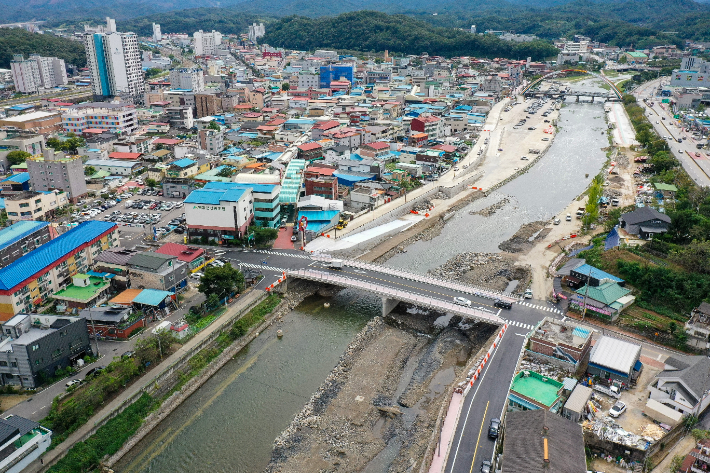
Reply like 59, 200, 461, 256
453, 296, 472, 307
494, 299, 512, 309
329, 259, 344, 269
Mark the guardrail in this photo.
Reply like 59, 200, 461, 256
289, 268, 505, 326
311, 256, 518, 302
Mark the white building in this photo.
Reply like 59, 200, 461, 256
84, 18, 145, 104
169, 68, 204, 92
61, 102, 138, 135
10, 54, 67, 93
152, 23, 162, 42
649, 355, 710, 417
248, 23, 265, 43
297, 72, 320, 90
184, 185, 254, 241
193, 30, 222, 57
0, 415, 52, 473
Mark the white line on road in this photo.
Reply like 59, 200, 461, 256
448, 329, 509, 472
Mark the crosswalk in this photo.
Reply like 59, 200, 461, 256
505, 320, 536, 331
239, 262, 287, 273
249, 250, 311, 260
517, 301, 563, 314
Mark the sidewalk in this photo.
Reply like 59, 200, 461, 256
26, 289, 265, 473
428, 392, 463, 473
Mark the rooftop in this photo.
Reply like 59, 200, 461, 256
0, 221, 116, 291
571, 264, 624, 283
0, 221, 49, 251
575, 281, 631, 305
108, 152, 142, 160
510, 370, 563, 407
53, 276, 109, 302
589, 336, 641, 374
533, 318, 592, 349
156, 243, 205, 263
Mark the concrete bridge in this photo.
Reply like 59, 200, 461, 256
287, 257, 514, 325
524, 90, 618, 102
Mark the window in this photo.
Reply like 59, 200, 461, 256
11, 362, 17, 368
0, 361, 6, 367
32, 344, 39, 351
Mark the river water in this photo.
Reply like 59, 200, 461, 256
119, 83, 611, 473
114, 290, 380, 473
386, 99, 609, 273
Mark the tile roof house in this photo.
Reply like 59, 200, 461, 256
619, 207, 671, 239
501, 409, 586, 473
649, 355, 710, 416
571, 282, 635, 321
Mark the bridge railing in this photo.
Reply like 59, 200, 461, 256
310, 255, 518, 302
289, 268, 505, 325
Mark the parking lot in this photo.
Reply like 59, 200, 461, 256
69, 188, 190, 248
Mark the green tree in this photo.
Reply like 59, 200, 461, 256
5, 150, 30, 166
650, 151, 677, 173
144, 68, 163, 79
198, 263, 245, 298
207, 120, 221, 131
618, 55, 628, 64
47, 134, 86, 155
84, 166, 96, 176
145, 178, 158, 188
281, 82, 290, 91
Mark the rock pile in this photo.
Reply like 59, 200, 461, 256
498, 221, 549, 253
429, 252, 530, 292
470, 197, 510, 217
412, 200, 434, 212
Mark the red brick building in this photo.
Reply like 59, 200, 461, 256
297, 142, 323, 160
305, 176, 338, 199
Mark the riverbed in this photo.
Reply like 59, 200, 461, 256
114, 290, 380, 473
385, 100, 609, 273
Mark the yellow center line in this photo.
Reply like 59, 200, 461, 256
469, 401, 490, 473
338, 268, 497, 310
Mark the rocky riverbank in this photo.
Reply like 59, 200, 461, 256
265, 305, 493, 473
469, 197, 510, 217
429, 252, 532, 293
498, 220, 551, 253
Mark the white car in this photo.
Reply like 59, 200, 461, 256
66, 379, 81, 389
524, 289, 533, 299
453, 297, 472, 307
609, 401, 627, 418
190, 272, 203, 280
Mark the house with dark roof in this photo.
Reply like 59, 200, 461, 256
619, 207, 671, 239
501, 410, 586, 473
0, 313, 91, 388
0, 415, 52, 471
93, 248, 139, 289
649, 355, 710, 416
127, 251, 188, 293
79, 306, 144, 339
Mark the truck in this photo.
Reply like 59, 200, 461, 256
329, 259, 344, 269
576, 207, 585, 219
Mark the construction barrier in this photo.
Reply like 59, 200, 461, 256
464, 324, 508, 394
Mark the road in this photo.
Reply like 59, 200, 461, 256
633, 79, 710, 188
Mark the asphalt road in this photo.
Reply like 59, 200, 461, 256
633, 79, 710, 188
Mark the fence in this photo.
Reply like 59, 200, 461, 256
312, 256, 518, 302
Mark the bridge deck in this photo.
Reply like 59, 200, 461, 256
289, 268, 506, 326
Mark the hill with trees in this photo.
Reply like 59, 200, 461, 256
260, 11, 559, 60
0, 28, 86, 69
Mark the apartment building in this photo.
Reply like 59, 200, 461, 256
193, 30, 222, 57
195, 93, 222, 118
4, 191, 69, 222
84, 18, 145, 104
0, 221, 119, 321
169, 68, 204, 92
165, 107, 194, 129
411, 115, 442, 140
26, 149, 87, 202
0, 313, 91, 388
297, 72, 320, 90
198, 129, 224, 154
0, 112, 61, 135
10, 54, 67, 93
61, 102, 138, 135
0, 221, 52, 268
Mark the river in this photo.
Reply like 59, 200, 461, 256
118, 82, 611, 472
114, 290, 380, 473
386, 98, 609, 273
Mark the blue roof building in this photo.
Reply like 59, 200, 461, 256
0, 221, 118, 320
570, 264, 624, 287
298, 210, 340, 233
171, 158, 196, 168
206, 182, 281, 228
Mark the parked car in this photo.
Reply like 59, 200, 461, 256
488, 418, 501, 438
190, 272, 203, 280
453, 297, 472, 307
609, 401, 627, 418
66, 379, 81, 389
524, 289, 533, 299
84, 366, 106, 379
481, 460, 492, 473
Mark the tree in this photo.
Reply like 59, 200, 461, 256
650, 151, 677, 173
144, 68, 163, 79
281, 82, 290, 91
198, 263, 245, 298
145, 178, 158, 188
84, 166, 96, 176
207, 120, 221, 131
618, 54, 628, 64
6, 150, 30, 166
47, 134, 86, 155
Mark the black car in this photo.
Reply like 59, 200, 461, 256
84, 366, 106, 379
488, 418, 501, 438
494, 299, 512, 310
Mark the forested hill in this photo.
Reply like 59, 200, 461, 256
0, 29, 86, 69
260, 12, 559, 60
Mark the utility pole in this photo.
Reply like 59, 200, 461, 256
89, 311, 99, 357
581, 266, 593, 321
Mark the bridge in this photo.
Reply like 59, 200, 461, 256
522, 69, 624, 101
523, 89, 617, 102
286, 256, 515, 325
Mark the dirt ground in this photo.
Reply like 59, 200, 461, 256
0, 393, 33, 412
266, 309, 494, 473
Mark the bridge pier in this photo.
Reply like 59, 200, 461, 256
576, 95, 580, 102
381, 297, 400, 317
